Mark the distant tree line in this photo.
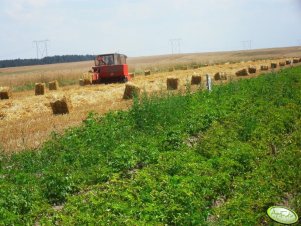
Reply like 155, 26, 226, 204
0, 55, 95, 68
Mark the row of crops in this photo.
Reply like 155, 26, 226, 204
0, 66, 301, 225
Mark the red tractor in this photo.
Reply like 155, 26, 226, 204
92, 53, 131, 84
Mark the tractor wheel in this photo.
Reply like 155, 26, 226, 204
122, 77, 128, 83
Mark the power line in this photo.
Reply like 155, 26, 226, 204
241, 40, 252, 50
33, 39, 50, 59
169, 40, 173, 54
169, 38, 182, 54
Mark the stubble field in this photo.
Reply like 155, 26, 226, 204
0, 46, 301, 152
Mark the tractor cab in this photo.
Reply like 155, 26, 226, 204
92, 53, 130, 84
94, 53, 127, 66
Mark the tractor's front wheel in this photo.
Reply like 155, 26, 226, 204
122, 77, 128, 83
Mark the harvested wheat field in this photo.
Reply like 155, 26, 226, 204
0, 47, 301, 152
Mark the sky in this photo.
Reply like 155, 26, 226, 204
0, 0, 301, 60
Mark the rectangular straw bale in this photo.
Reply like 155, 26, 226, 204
123, 83, 140, 99
168, 67, 174, 72
48, 80, 59, 90
35, 83, 45, 95
167, 77, 179, 90
84, 78, 92, 85
191, 75, 202, 85
248, 66, 257, 74
293, 58, 299, 63
79, 79, 84, 86
50, 96, 72, 115
271, 63, 277, 69
0, 87, 11, 100
235, 68, 249, 76
285, 59, 292, 65
192, 65, 199, 69
181, 65, 188, 70
279, 61, 286, 67
144, 70, 151, 76
79, 78, 91, 86
214, 72, 227, 80
260, 65, 269, 71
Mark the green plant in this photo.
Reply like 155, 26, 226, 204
1, 66, 301, 224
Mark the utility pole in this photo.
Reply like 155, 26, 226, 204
241, 40, 252, 50
169, 38, 182, 54
169, 39, 174, 54
177, 39, 181, 53
34, 41, 39, 59
33, 39, 50, 59
44, 41, 48, 57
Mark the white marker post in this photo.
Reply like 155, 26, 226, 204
206, 74, 212, 92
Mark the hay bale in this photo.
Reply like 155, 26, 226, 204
0, 87, 12, 100
35, 83, 45, 95
168, 67, 174, 72
214, 72, 227, 80
279, 61, 286, 67
299, 58, 301, 63
191, 75, 202, 85
271, 63, 277, 69
192, 65, 199, 69
167, 77, 179, 90
181, 66, 188, 70
79, 78, 91, 86
84, 78, 92, 85
235, 68, 249, 76
248, 66, 257, 74
50, 96, 72, 115
48, 80, 59, 90
293, 58, 299, 63
123, 83, 140, 99
144, 70, 151, 76
260, 65, 269, 71
285, 59, 292, 65
79, 79, 84, 86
